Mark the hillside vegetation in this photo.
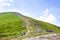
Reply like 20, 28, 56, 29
0, 12, 27, 38
0, 12, 60, 39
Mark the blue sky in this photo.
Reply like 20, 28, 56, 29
0, 0, 60, 26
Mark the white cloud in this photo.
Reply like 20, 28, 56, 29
42, 8, 48, 16
37, 8, 56, 23
0, 0, 13, 9
10, 0, 14, 3
6, 3, 11, 7
0, 0, 4, 2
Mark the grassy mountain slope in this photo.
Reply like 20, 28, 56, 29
24, 15, 60, 33
0, 12, 60, 38
0, 12, 27, 38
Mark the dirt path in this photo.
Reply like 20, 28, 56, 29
22, 17, 30, 34
22, 34, 60, 40
16, 13, 30, 35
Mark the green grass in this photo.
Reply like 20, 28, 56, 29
24, 15, 60, 33
0, 12, 27, 38
0, 12, 60, 40
22, 15, 60, 38
30, 18, 60, 33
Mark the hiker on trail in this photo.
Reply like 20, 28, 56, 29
21, 32, 26, 36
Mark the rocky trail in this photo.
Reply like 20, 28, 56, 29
16, 13, 31, 35
22, 34, 60, 40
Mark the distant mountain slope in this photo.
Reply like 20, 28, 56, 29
0, 12, 60, 38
